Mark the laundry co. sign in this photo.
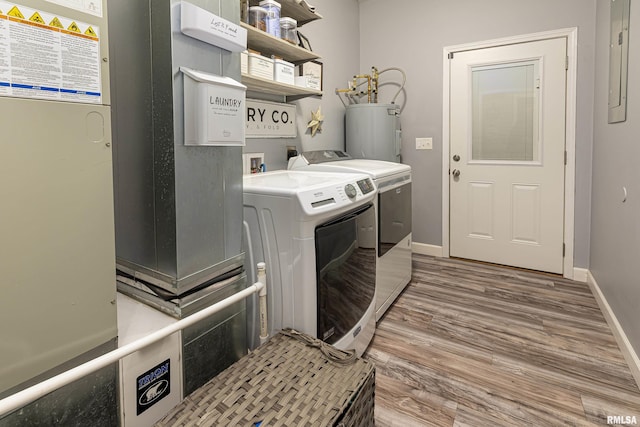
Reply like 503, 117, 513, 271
246, 99, 296, 138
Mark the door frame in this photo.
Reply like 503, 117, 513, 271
442, 28, 578, 279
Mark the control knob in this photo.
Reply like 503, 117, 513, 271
344, 184, 357, 198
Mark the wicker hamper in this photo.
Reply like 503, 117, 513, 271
155, 329, 375, 427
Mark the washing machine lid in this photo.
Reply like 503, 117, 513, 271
291, 150, 411, 180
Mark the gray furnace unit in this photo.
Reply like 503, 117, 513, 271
0, 0, 118, 424
108, 0, 248, 395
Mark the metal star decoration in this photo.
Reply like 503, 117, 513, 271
307, 106, 324, 136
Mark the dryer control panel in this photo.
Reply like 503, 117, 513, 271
299, 150, 352, 165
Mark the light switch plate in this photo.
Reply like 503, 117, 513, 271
416, 137, 433, 150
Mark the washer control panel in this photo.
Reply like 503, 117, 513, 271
344, 184, 357, 198
357, 178, 374, 195
298, 176, 376, 216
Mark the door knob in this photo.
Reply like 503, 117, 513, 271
452, 169, 461, 178
453, 154, 460, 162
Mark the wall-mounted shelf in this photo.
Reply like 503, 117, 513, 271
242, 73, 322, 99
278, 0, 323, 26
242, 23, 320, 64
243, 0, 322, 101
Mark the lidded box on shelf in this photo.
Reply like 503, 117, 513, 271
248, 52, 274, 80
274, 59, 295, 85
295, 75, 320, 90
297, 61, 322, 89
241, 50, 248, 74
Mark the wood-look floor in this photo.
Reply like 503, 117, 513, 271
364, 254, 640, 426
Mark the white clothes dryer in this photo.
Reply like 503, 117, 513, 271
243, 170, 377, 356
289, 150, 412, 321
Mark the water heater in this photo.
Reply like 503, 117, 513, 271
345, 103, 402, 163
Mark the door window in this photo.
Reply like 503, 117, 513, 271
471, 60, 540, 163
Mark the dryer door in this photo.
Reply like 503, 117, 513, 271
315, 204, 376, 344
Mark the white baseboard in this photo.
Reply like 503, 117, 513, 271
572, 267, 588, 283
587, 271, 640, 391
412, 242, 443, 257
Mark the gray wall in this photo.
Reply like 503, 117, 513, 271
244, 0, 360, 171
591, 1, 640, 356
244, 1, 601, 269
358, 0, 597, 268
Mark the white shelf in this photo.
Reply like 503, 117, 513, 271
244, 0, 322, 100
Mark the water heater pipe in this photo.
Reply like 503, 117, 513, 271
335, 66, 406, 107
354, 73, 373, 103
378, 67, 407, 105
0, 266, 268, 418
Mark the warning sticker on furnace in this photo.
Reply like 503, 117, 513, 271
49, 16, 62, 28
0, 1, 102, 104
7, 5, 23, 18
29, 11, 44, 24
67, 20, 79, 32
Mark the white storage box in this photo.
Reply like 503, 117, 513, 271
181, 67, 246, 146
298, 61, 322, 89
241, 50, 248, 74
248, 53, 274, 80
274, 59, 295, 85
295, 75, 321, 91
181, 1, 246, 52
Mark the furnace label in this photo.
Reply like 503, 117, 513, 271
136, 359, 171, 416
0, 1, 102, 104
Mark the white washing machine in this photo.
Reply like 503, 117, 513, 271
289, 150, 412, 321
243, 170, 377, 356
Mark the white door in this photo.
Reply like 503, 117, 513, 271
449, 37, 567, 274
